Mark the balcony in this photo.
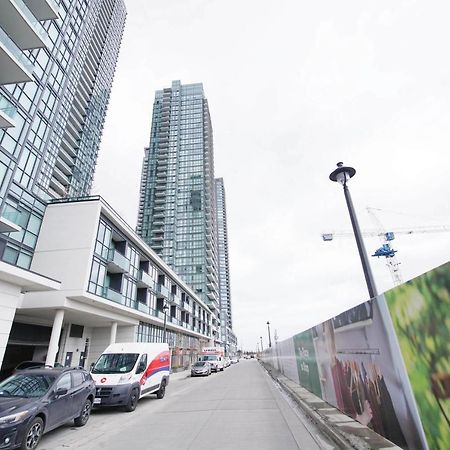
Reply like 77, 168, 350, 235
102, 287, 124, 305
55, 155, 73, 176
106, 249, 130, 274
137, 270, 154, 289
0, 27, 34, 85
49, 176, 67, 196
0, 210, 21, 233
0, 93, 16, 128
0, 0, 48, 50
23, 0, 59, 20
156, 284, 169, 298
52, 165, 70, 186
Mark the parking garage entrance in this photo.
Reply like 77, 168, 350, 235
0, 322, 52, 380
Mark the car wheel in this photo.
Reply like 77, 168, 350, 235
156, 380, 166, 399
124, 388, 139, 412
74, 398, 92, 427
21, 417, 43, 450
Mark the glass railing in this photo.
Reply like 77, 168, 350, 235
138, 270, 154, 288
1, 209, 21, 225
0, 93, 17, 122
13, 0, 50, 45
156, 283, 169, 297
102, 287, 123, 305
107, 249, 130, 272
0, 27, 34, 73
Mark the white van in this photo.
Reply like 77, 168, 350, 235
91, 342, 170, 412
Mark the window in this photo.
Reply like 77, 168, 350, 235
69, 324, 84, 338
56, 373, 72, 391
72, 372, 84, 387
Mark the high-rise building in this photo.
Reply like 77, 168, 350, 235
215, 177, 237, 354
0, 0, 126, 270
137, 81, 220, 342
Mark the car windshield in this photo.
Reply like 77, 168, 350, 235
0, 374, 56, 398
92, 353, 139, 374
193, 362, 206, 367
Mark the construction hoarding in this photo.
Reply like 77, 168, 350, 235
265, 262, 450, 449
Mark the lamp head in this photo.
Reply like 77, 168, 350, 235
329, 162, 356, 186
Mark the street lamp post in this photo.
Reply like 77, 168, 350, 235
162, 303, 169, 343
329, 162, 378, 299
260, 336, 263, 352
266, 321, 272, 348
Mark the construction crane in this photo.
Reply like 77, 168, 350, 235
322, 211, 450, 286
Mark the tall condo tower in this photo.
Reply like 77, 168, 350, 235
137, 81, 220, 342
0, 0, 126, 269
215, 178, 237, 354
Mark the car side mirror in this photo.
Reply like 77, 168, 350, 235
55, 387, 68, 396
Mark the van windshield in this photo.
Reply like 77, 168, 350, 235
92, 353, 139, 374
200, 355, 218, 361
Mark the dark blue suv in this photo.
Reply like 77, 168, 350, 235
0, 367, 95, 450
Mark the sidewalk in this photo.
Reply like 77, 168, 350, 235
169, 368, 191, 382
260, 361, 402, 450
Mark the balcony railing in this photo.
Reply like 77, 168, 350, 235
156, 283, 169, 298
102, 287, 124, 305
0, 93, 17, 128
137, 270, 154, 289
107, 249, 130, 274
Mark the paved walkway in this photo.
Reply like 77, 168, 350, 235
261, 361, 402, 450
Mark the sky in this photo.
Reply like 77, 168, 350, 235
93, 0, 450, 351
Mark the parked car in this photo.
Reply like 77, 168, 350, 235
230, 357, 239, 364
0, 367, 95, 450
223, 357, 231, 368
190, 361, 211, 377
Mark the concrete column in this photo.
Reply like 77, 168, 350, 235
109, 321, 117, 345
45, 310, 64, 366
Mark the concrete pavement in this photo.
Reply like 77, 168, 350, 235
39, 359, 335, 450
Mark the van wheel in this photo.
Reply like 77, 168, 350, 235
156, 380, 166, 399
124, 388, 139, 412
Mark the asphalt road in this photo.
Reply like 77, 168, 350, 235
39, 359, 334, 450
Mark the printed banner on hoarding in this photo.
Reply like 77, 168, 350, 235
385, 263, 450, 450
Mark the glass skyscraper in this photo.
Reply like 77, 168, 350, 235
137, 81, 220, 342
215, 177, 237, 353
0, 0, 126, 269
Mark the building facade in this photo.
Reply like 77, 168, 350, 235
137, 81, 220, 343
0, 0, 126, 271
0, 0, 127, 374
215, 178, 237, 354
1, 196, 212, 375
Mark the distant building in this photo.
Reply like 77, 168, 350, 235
215, 178, 237, 354
137, 81, 220, 343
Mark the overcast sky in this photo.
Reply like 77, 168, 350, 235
93, 0, 450, 351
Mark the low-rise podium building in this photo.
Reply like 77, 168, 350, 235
10, 196, 212, 371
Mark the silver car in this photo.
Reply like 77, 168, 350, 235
191, 361, 211, 377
